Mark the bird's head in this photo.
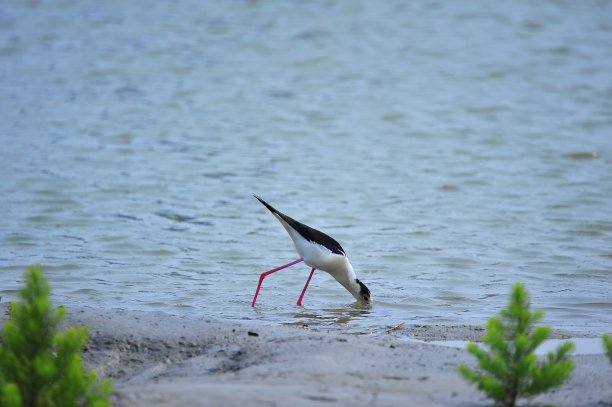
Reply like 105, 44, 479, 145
355, 279, 371, 305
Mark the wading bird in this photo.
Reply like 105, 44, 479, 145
251, 195, 371, 307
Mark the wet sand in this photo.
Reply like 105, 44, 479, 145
1, 304, 611, 406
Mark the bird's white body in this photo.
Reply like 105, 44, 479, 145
272, 213, 362, 301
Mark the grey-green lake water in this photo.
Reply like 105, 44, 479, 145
1, 1, 611, 333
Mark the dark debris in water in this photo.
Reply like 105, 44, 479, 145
563, 152, 599, 160
116, 213, 143, 222
155, 210, 194, 222
154, 210, 213, 226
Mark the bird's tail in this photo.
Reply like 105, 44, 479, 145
253, 194, 282, 217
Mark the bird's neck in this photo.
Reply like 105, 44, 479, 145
336, 260, 361, 299
346, 279, 362, 300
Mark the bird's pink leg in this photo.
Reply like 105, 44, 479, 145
296, 268, 316, 306
252, 258, 304, 307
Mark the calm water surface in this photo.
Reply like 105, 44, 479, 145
1, 1, 611, 333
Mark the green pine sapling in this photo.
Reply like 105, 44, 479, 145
458, 282, 574, 407
603, 334, 612, 364
0, 266, 112, 407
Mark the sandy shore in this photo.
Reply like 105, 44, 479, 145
1, 304, 610, 406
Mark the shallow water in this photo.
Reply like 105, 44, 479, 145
1, 1, 611, 334
430, 338, 606, 356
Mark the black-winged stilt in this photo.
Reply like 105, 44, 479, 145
251, 195, 371, 307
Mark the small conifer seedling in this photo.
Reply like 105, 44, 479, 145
0, 266, 112, 407
458, 282, 574, 407
603, 334, 612, 364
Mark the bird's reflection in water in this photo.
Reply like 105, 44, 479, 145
283, 304, 372, 330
